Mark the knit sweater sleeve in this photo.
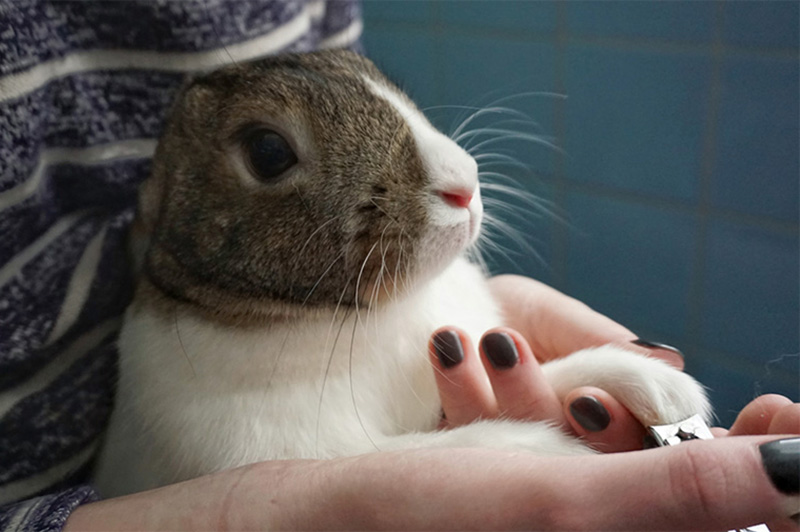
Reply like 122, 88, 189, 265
0, 487, 98, 532
0, 1, 361, 530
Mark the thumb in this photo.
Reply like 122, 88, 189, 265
570, 436, 799, 531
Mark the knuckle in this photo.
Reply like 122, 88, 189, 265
503, 388, 560, 422
666, 443, 730, 522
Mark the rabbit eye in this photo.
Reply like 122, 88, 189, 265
243, 129, 297, 181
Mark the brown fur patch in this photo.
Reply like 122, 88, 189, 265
134, 51, 434, 323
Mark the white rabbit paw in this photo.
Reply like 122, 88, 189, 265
542, 345, 711, 427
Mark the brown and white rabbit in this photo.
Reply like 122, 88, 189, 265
95, 50, 710, 497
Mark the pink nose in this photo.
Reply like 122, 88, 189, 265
439, 189, 473, 209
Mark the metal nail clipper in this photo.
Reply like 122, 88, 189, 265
647, 414, 771, 532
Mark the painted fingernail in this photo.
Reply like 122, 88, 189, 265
760, 438, 800, 495
642, 434, 659, 449
631, 338, 684, 358
482, 332, 518, 370
432, 330, 464, 368
569, 396, 611, 432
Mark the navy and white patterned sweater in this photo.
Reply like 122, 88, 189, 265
0, 1, 361, 529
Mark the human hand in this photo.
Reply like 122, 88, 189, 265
66, 436, 800, 530
487, 274, 684, 368
430, 324, 683, 451
430, 274, 684, 451
430, 274, 797, 452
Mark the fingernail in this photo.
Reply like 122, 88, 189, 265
631, 338, 684, 358
482, 332, 518, 370
760, 438, 800, 495
642, 434, 659, 449
569, 396, 611, 432
432, 330, 464, 368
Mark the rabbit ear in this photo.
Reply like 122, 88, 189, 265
137, 169, 163, 233
129, 173, 162, 277
131, 78, 217, 277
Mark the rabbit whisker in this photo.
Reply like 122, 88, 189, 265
297, 214, 345, 263
173, 308, 197, 378
349, 243, 385, 452
449, 103, 538, 140
466, 131, 563, 156
315, 269, 359, 458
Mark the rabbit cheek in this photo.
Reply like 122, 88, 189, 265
346, 187, 429, 305
360, 75, 481, 281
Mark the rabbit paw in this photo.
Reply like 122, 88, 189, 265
542, 345, 711, 427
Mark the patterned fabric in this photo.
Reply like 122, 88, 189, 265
0, 1, 361, 529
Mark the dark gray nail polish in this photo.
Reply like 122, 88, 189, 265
759, 438, 800, 495
482, 332, 518, 370
432, 330, 464, 368
569, 396, 611, 432
642, 434, 659, 449
631, 338, 684, 358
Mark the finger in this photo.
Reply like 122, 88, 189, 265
767, 516, 800, 532
478, 328, 564, 424
563, 387, 648, 453
489, 275, 631, 359
627, 338, 685, 370
343, 436, 800, 531
769, 403, 800, 435
429, 327, 497, 427
488, 275, 684, 369
729, 394, 795, 436
570, 436, 800, 531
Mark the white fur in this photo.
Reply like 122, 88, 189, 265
362, 76, 482, 237
96, 253, 710, 496
95, 77, 711, 497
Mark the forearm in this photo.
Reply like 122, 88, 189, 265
65, 440, 798, 531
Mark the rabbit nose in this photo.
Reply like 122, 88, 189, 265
438, 188, 474, 209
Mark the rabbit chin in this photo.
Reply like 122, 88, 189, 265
349, 219, 478, 310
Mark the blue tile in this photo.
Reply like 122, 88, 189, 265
362, 29, 440, 110
480, 178, 556, 285
723, 1, 800, 49
564, 45, 710, 201
565, 192, 697, 338
567, 1, 714, 42
440, 35, 559, 174
440, 1, 556, 34
362, 1, 433, 25
683, 356, 748, 428
712, 56, 799, 222
683, 353, 799, 428
755, 354, 800, 402
700, 220, 799, 365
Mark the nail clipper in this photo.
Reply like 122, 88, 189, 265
648, 414, 771, 532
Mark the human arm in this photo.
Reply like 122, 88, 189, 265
63, 276, 800, 531
431, 274, 797, 451
64, 436, 799, 531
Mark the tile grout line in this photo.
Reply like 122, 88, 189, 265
366, 21, 799, 60
430, 3, 445, 107
549, 178, 800, 235
686, 1, 725, 356
550, 1, 569, 291
535, 171, 800, 235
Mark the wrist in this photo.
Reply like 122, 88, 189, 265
63, 467, 256, 531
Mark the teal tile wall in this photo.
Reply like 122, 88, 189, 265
362, 0, 799, 426
564, 45, 709, 200
723, 1, 799, 48
713, 56, 799, 221
565, 193, 697, 339
567, 1, 715, 42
